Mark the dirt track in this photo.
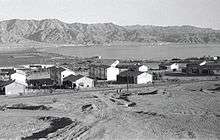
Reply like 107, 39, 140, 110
0, 80, 219, 140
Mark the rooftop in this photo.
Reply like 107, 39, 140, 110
90, 59, 118, 68
27, 71, 51, 80
116, 63, 141, 69
63, 74, 85, 82
48, 66, 66, 72
0, 80, 15, 87
118, 70, 143, 77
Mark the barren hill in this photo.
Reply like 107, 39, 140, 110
0, 19, 220, 44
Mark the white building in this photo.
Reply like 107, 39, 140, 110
0, 80, 26, 96
138, 65, 149, 72
60, 67, 75, 84
213, 56, 220, 61
137, 72, 153, 84
169, 63, 180, 71
117, 70, 153, 84
63, 74, 94, 88
11, 70, 27, 85
107, 66, 120, 81
89, 60, 120, 81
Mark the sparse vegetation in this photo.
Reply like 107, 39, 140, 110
0, 19, 220, 45
0, 80, 219, 139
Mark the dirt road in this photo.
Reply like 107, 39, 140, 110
0, 80, 219, 140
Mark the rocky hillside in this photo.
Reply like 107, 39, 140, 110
0, 19, 220, 44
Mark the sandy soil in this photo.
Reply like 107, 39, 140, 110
0, 80, 219, 140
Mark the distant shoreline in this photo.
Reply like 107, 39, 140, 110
1, 43, 220, 61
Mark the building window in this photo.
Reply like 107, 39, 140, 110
79, 83, 84, 87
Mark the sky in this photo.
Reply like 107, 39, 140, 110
0, 0, 220, 29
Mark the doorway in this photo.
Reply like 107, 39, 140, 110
0, 87, 6, 95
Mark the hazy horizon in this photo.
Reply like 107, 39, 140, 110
0, 0, 220, 29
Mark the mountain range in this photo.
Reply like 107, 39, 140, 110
0, 19, 220, 44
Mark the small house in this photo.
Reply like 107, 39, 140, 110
117, 70, 153, 84
27, 70, 54, 87
26, 66, 75, 87
60, 67, 76, 84
185, 61, 220, 75
213, 56, 220, 61
63, 74, 94, 89
89, 60, 120, 81
167, 63, 187, 72
169, 63, 179, 72
0, 80, 26, 96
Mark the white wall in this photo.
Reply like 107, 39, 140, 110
11, 71, 27, 85
169, 63, 179, 71
75, 77, 94, 88
107, 67, 120, 81
139, 65, 149, 72
61, 69, 75, 83
5, 82, 26, 96
111, 60, 120, 67
137, 73, 153, 84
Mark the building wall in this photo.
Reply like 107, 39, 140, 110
5, 82, 26, 96
107, 67, 119, 81
75, 77, 94, 88
169, 63, 179, 71
61, 69, 75, 83
11, 72, 27, 85
117, 75, 135, 84
89, 66, 107, 80
139, 65, 148, 72
27, 78, 54, 87
137, 73, 153, 84
49, 67, 62, 86
186, 66, 215, 75
89, 67, 94, 78
213, 70, 220, 75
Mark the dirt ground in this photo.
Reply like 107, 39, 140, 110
0, 80, 219, 140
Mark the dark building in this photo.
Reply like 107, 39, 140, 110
185, 61, 220, 75
89, 64, 109, 80
117, 70, 153, 84
63, 74, 94, 89
26, 66, 64, 87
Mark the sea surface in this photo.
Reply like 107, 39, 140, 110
41, 44, 220, 60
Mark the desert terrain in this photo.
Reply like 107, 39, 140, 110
0, 80, 219, 140
1, 2, 220, 140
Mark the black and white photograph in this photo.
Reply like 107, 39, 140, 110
0, 0, 219, 139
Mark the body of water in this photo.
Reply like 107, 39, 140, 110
41, 44, 220, 60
